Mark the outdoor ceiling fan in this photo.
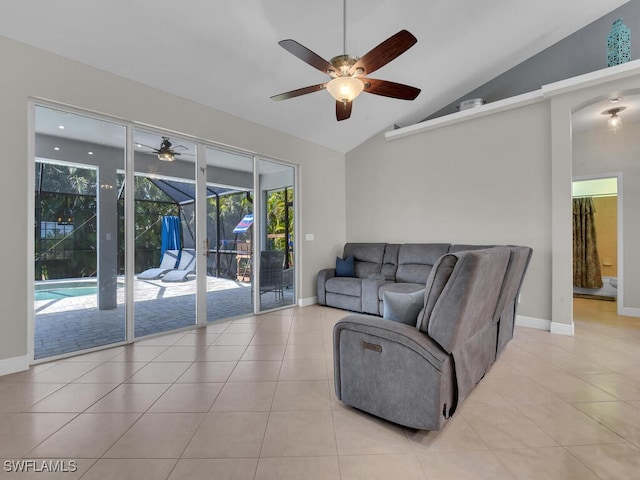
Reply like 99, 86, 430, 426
138, 137, 191, 162
271, 0, 421, 121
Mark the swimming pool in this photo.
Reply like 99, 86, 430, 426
34, 279, 121, 301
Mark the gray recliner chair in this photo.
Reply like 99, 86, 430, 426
333, 248, 513, 431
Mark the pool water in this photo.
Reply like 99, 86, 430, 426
35, 286, 98, 301
35, 280, 124, 301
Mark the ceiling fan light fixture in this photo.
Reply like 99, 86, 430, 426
326, 76, 364, 103
157, 151, 175, 161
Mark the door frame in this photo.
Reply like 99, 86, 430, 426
572, 172, 624, 315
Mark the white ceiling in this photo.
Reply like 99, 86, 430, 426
0, 0, 629, 153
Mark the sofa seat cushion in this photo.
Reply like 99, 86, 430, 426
326, 277, 362, 297
378, 282, 425, 300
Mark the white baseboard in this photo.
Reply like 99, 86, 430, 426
550, 321, 575, 336
618, 305, 640, 317
298, 296, 317, 307
0, 355, 30, 377
515, 315, 551, 331
515, 315, 575, 336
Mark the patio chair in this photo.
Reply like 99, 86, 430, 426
162, 249, 197, 282
259, 250, 285, 301
137, 249, 179, 280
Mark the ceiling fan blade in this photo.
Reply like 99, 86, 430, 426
278, 39, 334, 74
336, 100, 352, 121
363, 78, 421, 100
271, 83, 327, 101
350, 30, 417, 76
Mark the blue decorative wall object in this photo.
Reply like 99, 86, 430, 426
607, 19, 631, 67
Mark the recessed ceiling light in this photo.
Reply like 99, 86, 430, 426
53, 147, 60, 151
88, 151, 94, 155
609, 97, 622, 104
136, 144, 142, 148
58, 125, 65, 129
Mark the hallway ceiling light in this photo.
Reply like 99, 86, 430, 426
604, 107, 625, 133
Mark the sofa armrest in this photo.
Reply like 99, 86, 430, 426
361, 277, 393, 315
333, 314, 448, 369
316, 268, 336, 305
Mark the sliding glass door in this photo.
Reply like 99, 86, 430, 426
203, 148, 255, 321
132, 129, 197, 338
33, 105, 298, 361
257, 158, 296, 312
34, 105, 127, 359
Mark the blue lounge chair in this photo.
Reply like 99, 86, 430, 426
137, 249, 179, 280
162, 249, 196, 282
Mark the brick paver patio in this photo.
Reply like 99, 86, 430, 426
34, 276, 294, 359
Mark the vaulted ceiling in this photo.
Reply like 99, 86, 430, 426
0, 0, 629, 152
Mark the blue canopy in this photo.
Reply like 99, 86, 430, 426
161, 215, 181, 256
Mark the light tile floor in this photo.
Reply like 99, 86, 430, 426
1, 298, 639, 479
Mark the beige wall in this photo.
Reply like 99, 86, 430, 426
346, 68, 640, 330
0, 36, 346, 365
345, 102, 553, 322
547, 69, 640, 325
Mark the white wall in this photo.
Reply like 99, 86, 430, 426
573, 120, 640, 311
0, 35, 346, 368
346, 102, 553, 323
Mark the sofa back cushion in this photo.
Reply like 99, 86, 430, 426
395, 243, 451, 284
448, 244, 495, 253
380, 244, 400, 280
416, 253, 458, 333
343, 243, 386, 278
425, 248, 511, 353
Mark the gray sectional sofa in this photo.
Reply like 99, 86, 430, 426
331, 245, 532, 430
319, 242, 491, 316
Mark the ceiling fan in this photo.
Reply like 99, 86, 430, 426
271, 1, 421, 121
137, 136, 190, 162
